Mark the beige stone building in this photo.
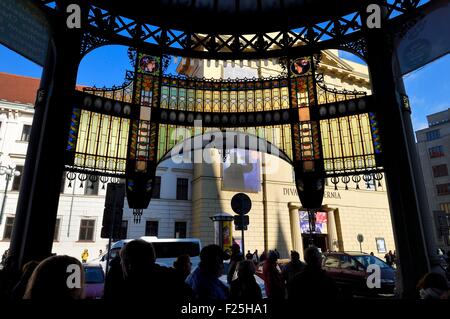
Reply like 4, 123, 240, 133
127, 50, 397, 260
0, 51, 396, 263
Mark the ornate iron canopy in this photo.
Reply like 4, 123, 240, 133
86, 0, 363, 33
63, 50, 383, 212
32, 0, 429, 216
37, 0, 430, 60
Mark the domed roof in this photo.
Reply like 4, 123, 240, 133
90, 0, 362, 33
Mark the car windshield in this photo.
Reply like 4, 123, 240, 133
84, 267, 104, 284
152, 242, 200, 258
354, 255, 390, 269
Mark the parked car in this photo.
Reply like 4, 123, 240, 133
83, 263, 105, 299
98, 237, 202, 273
322, 251, 395, 297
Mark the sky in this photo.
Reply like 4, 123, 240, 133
0, 44, 448, 135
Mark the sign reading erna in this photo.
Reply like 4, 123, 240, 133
283, 187, 341, 199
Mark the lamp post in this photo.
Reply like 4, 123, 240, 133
0, 165, 21, 225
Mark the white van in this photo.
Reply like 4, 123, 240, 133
98, 237, 202, 272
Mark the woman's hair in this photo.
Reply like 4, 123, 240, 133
120, 239, 156, 276
173, 254, 191, 269
20, 260, 40, 282
237, 260, 256, 279
417, 272, 448, 291
23, 255, 84, 300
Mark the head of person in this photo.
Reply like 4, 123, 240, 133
417, 272, 448, 299
20, 260, 39, 280
120, 239, 156, 278
173, 254, 192, 278
237, 260, 256, 281
199, 244, 230, 277
304, 246, 323, 269
417, 272, 448, 291
23, 255, 84, 300
267, 250, 278, 263
294, 59, 309, 74
290, 250, 300, 262
231, 243, 241, 255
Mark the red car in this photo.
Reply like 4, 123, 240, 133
322, 252, 396, 297
83, 264, 105, 299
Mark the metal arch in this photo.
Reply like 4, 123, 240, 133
157, 130, 294, 166
36, 0, 431, 60
335, 38, 369, 62
80, 32, 112, 57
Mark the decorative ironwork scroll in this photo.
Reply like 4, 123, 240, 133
37, 0, 431, 60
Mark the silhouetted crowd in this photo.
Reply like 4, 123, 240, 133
0, 242, 450, 301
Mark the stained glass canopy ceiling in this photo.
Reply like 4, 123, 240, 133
89, 0, 363, 33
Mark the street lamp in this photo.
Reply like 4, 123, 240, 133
0, 165, 21, 225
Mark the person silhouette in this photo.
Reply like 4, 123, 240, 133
287, 246, 337, 301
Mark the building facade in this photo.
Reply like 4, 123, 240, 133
416, 109, 450, 250
0, 50, 397, 262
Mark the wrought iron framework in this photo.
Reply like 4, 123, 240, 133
30, 0, 431, 213
63, 49, 382, 211
37, 0, 430, 60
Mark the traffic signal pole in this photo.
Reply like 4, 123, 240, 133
241, 213, 245, 254
105, 202, 117, 277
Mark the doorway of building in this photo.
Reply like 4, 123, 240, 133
302, 234, 328, 253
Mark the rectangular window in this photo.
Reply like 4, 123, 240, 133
436, 183, 450, 196
54, 218, 60, 241
440, 203, 450, 213
176, 178, 189, 200
152, 176, 161, 199
20, 124, 32, 142
323, 256, 340, 268
429, 145, 444, 158
145, 221, 158, 237
84, 175, 99, 196
78, 219, 95, 241
11, 166, 24, 191
174, 222, 187, 238
426, 129, 440, 141
433, 164, 448, 177
2, 217, 14, 240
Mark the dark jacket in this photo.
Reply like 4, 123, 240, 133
282, 260, 306, 285
230, 277, 262, 301
186, 267, 229, 301
287, 266, 338, 300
